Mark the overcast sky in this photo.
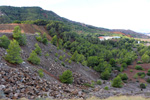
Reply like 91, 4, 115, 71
1, 0, 150, 33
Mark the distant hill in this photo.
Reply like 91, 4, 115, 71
0, 6, 149, 38
111, 29, 150, 39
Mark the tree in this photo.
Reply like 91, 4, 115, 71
5, 40, 23, 64
71, 51, 79, 62
0, 35, 10, 49
18, 33, 27, 46
109, 58, 116, 67
13, 26, 21, 39
87, 56, 99, 67
101, 69, 110, 80
28, 50, 40, 65
112, 76, 123, 88
13, 26, 26, 46
51, 35, 57, 46
59, 70, 73, 84
42, 33, 48, 45
141, 54, 149, 63
34, 43, 42, 55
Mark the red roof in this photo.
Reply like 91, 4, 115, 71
98, 37, 103, 39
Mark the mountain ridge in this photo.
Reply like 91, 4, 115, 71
0, 6, 149, 39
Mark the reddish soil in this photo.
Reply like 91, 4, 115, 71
123, 57, 150, 83
0, 23, 52, 40
112, 31, 131, 37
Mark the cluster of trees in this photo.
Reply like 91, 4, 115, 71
45, 20, 140, 81
2, 26, 41, 65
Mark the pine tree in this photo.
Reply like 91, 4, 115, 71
28, 50, 40, 65
34, 43, 42, 55
71, 51, 79, 62
112, 76, 123, 88
59, 70, 73, 84
0, 35, 10, 49
101, 69, 110, 80
13, 26, 27, 46
51, 35, 57, 46
5, 40, 23, 64
13, 26, 21, 39
42, 33, 48, 45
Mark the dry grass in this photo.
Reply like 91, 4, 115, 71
69, 96, 150, 100
1, 96, 150, 100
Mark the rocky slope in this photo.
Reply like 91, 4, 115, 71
0, 33, 99, 99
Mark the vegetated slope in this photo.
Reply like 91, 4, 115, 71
0, 33, 99, 99
111, 29, 149, 38
1, 6, 148, 38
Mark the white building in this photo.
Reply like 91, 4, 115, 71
98, 36, 120, 41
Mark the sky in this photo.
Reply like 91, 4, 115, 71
0, 0, 150, 33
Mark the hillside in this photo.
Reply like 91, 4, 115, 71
111, 29, 149, 39
0, 6, 149, 38
1, 6, 150, 100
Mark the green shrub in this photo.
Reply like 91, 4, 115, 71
0, 35, 10, 49
34, 43, 42, 55
147, 78, 150, 83
147, 69, 150, 76
13, 26, 27, 46
68, 60, 72, 64
59, 70, 73, 84
104, 86, 109, 90
133, 73, 138, 79
36, 36, 42, 42
5, 40, 23, 64
55, 53, 58, 57
61, 62, 65, 66
130, 69, 133, 72
137, 72, 145, 78
65, 58, 69, 62
38, 69, 44, 77
45, 53, 49, 57
83, 83, 94, 88
101, 70, 110, 80
28, 51, 40, 65
63, 55, 66, 58
119, 73, 128, 80
112, 76, 123, 88
137, 61, 142, 64
140, 83, 146, 89
121, 63, 127, 68
55, 58, 57, 62
135, 65, 143, 70
59, 56, 63, 60
97, 80, 102, 85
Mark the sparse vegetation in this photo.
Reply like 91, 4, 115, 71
112, 76, 123, 88
147, 69, 150, 76
135, 65, 143, 70
38, 69, 44, 77
5, 40, 23, 64
13, 26, 27, 46
28, 50, 40, 65
59, 70, 73, 84
104, 86, 109, 90
0, 35, 10, 49
34, 43, 42, 55
59, 56, 63, 60
55, 53, 58, 57
140, 83, 146, 89
97, 80, 102, 85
